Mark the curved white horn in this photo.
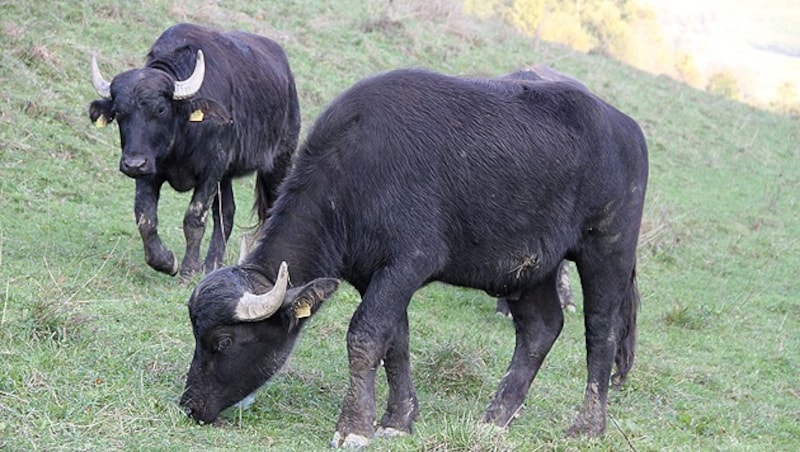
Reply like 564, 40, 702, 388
237, 235, 249, 265
91, 54, 111, 99
173, 49, 205, 100
235, 261, 290, 321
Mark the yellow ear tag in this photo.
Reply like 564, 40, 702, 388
189, 109, 204, 122
94, 115, 108, 128
294, 301, 311, 319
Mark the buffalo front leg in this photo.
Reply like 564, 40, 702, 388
483, 270, 564, 428
179, 181, 218, 279
331, 265, 424, 448
134, 179, 177, 275
203, 178, 235, 273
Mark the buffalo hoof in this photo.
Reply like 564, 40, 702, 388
566, 424, 605, 438
169, 254, 179, 276
330, 431, 370, 449
566, 417, 606, 438
179, 265, 203, 282
479, 422, 507, 434
375, 427, 408, 437
145, 250, 178, 276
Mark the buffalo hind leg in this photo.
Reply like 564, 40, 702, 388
568, 252, 638, 437
377, 310, 419, 436
134, 178, 177, 275
204, 178, 235, 273
331, 265, 426, 448
483, 270, 564, 428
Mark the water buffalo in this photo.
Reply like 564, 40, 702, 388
89, 23, 300, 278
180, 67, 648, 447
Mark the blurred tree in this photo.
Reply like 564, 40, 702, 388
464, 0, 502, 19
619, 6, 671, 73
505, 0, 549, 37
477, 0, 641, 56
539, 8, 595, 52
707, 71, 741, 100
675, 53, 700, 86
581, 0, 631, 55
771, 81, 799, 115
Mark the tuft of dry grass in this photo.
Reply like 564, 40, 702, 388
420, 415, 511, 451
415, 341, 489, 397
25, 296, 90, 342
20, 240, 121, 342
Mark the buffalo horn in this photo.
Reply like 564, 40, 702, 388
237, 235, 249, 265
91, 55, 111, 99
235, 261, 290, 321
172, 49, 205, 100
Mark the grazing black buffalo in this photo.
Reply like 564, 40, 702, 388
180, 67, 648, 447
89, 23, 300, 278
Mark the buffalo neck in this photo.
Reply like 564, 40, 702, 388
240, 182, 344, 290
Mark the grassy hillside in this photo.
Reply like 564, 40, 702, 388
1, 0, 798, 450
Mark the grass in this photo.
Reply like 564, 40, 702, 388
2, 0, 799, 450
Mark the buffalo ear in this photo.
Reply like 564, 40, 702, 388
187, 98, 231, 124
283, 278, 339, 324
88, 99, 114, 127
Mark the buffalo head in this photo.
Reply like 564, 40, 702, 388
88, 50, 210, 177
179, 262, 339, 423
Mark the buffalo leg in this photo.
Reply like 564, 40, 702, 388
204, 178, 235, 273
483, 269, 564, 428
134, 178, 177, 275
180, 181, 218, 279
331, 265, 425, 448
556, 260, 576, 311
568, 249, 637, 437
377, 309, 419, 436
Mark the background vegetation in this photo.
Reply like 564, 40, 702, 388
1, 0, 798, 450
464, 0, 800, 113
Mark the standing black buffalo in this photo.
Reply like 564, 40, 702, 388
89, 23, 300, 278
180, 67, 648, 447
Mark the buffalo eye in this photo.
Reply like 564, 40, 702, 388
215, 335, 233, 352
156, 105, 169, 117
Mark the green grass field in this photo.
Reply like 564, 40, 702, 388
1, 1, 798, 450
